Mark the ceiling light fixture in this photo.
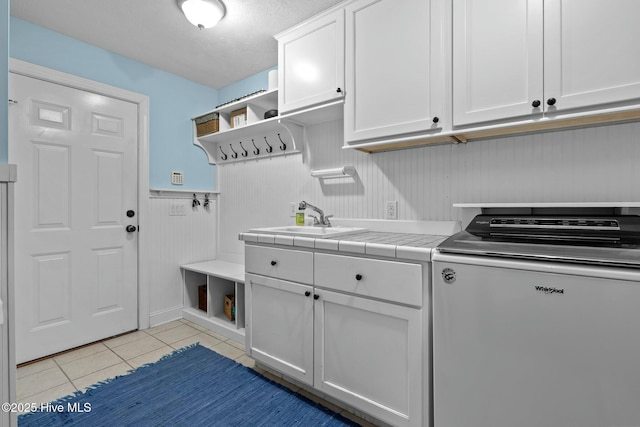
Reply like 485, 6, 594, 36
178, 0, 226, 30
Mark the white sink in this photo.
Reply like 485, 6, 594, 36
248, 225, 366, 239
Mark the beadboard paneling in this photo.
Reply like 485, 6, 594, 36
218, 120, 640, 260
147, 196, 216, 323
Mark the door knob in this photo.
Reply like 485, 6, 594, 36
126, 225, 137, 233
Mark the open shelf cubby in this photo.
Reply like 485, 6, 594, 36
181, 260, 245, 342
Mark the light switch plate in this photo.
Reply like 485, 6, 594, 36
170, 203, 187, 216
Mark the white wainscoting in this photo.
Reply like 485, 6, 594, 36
147, 195, 216, 326
217, 119, 640, 261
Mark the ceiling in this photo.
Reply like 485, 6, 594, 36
10, 0, 344, 89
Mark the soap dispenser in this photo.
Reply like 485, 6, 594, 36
296, 207, 305, 226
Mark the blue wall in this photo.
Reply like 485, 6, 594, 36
218, 65, 277, 105
9, 17, 218, 191
0, 0, 8, 163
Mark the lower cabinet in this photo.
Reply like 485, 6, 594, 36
245, 273, 314, 385
245, 244, 424, 427
314, 289, 422, 427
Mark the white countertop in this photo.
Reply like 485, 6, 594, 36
239, 230, 450, 262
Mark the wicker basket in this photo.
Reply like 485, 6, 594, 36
194, 113, 219, 137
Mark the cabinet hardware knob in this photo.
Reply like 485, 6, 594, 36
126, 225, 137, 233
270, 260, 277, 266
547, 97, 557, 106
336, 88, 342, 93
531, 99, 541, 108
126, 210, 135, 218
355, 274, 363, 281
305, 291, 311, 297
432, 116, 439, 124
313, 294, 320, 300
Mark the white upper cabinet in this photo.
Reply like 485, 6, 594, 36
544, 0, 640, 113
277, 9, 345, 114
453, 0, 543, 125
454, 0, 640, 127
344, 0, 446, 144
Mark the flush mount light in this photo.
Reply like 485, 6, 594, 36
178, 0, 226, 30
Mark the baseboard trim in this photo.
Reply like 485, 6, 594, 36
149, 306, 183, 328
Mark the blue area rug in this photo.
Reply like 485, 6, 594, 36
19, 344, 359, 426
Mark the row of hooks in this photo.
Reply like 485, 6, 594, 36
219, 134, 288, 161
192, 193, 211, 209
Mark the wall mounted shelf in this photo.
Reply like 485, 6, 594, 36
192, 89, 305, 164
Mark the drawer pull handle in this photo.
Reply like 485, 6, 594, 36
355, 274, 363, 281
314, 294, 320, 300
305, 291, 311, 297
270, 260, 277, 266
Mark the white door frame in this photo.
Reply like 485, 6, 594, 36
9, 58, 151, 330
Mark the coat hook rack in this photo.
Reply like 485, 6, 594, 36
264, 136, 273, 153
219, 146, 228, 161
230, 143, 238, 159
252, 139, 260, 155
278, 133, 287, 151
239, 141, 248, 157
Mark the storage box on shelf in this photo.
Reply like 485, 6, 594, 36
181, 260, 245, 342
192, 89, 304, 165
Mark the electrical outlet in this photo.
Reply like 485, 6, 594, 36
289, 202, 298, 217
385, 200, 398, 220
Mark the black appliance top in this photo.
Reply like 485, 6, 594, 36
437, 212, 640, 267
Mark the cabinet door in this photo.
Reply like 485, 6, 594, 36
314, 289, 423, 427
544, 0, 640, 113
344, 0, 443, 143
452, 0, 544, 125
277, 10, 345, 114
246, 274, 314, 385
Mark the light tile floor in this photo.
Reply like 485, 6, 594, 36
16, 319, 373, 426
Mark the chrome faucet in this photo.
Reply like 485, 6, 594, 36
298, 201, 332, 227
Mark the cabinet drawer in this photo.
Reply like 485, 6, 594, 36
245, 245, 313, 284
314, 253, 422, 306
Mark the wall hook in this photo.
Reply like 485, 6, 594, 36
219, 146, 228, 161
252, 139, 260, 155
230, 143, 238, 159
192, 193, 201, 208
278, 133, 287, 151
203, 193, 210, 208
239, 141, 248, 157
264, 136, 273, 153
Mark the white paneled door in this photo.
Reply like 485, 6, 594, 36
9, 74, 138, 364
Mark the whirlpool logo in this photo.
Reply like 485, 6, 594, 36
441, 268, 456, 284
534, 285, 565, 295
